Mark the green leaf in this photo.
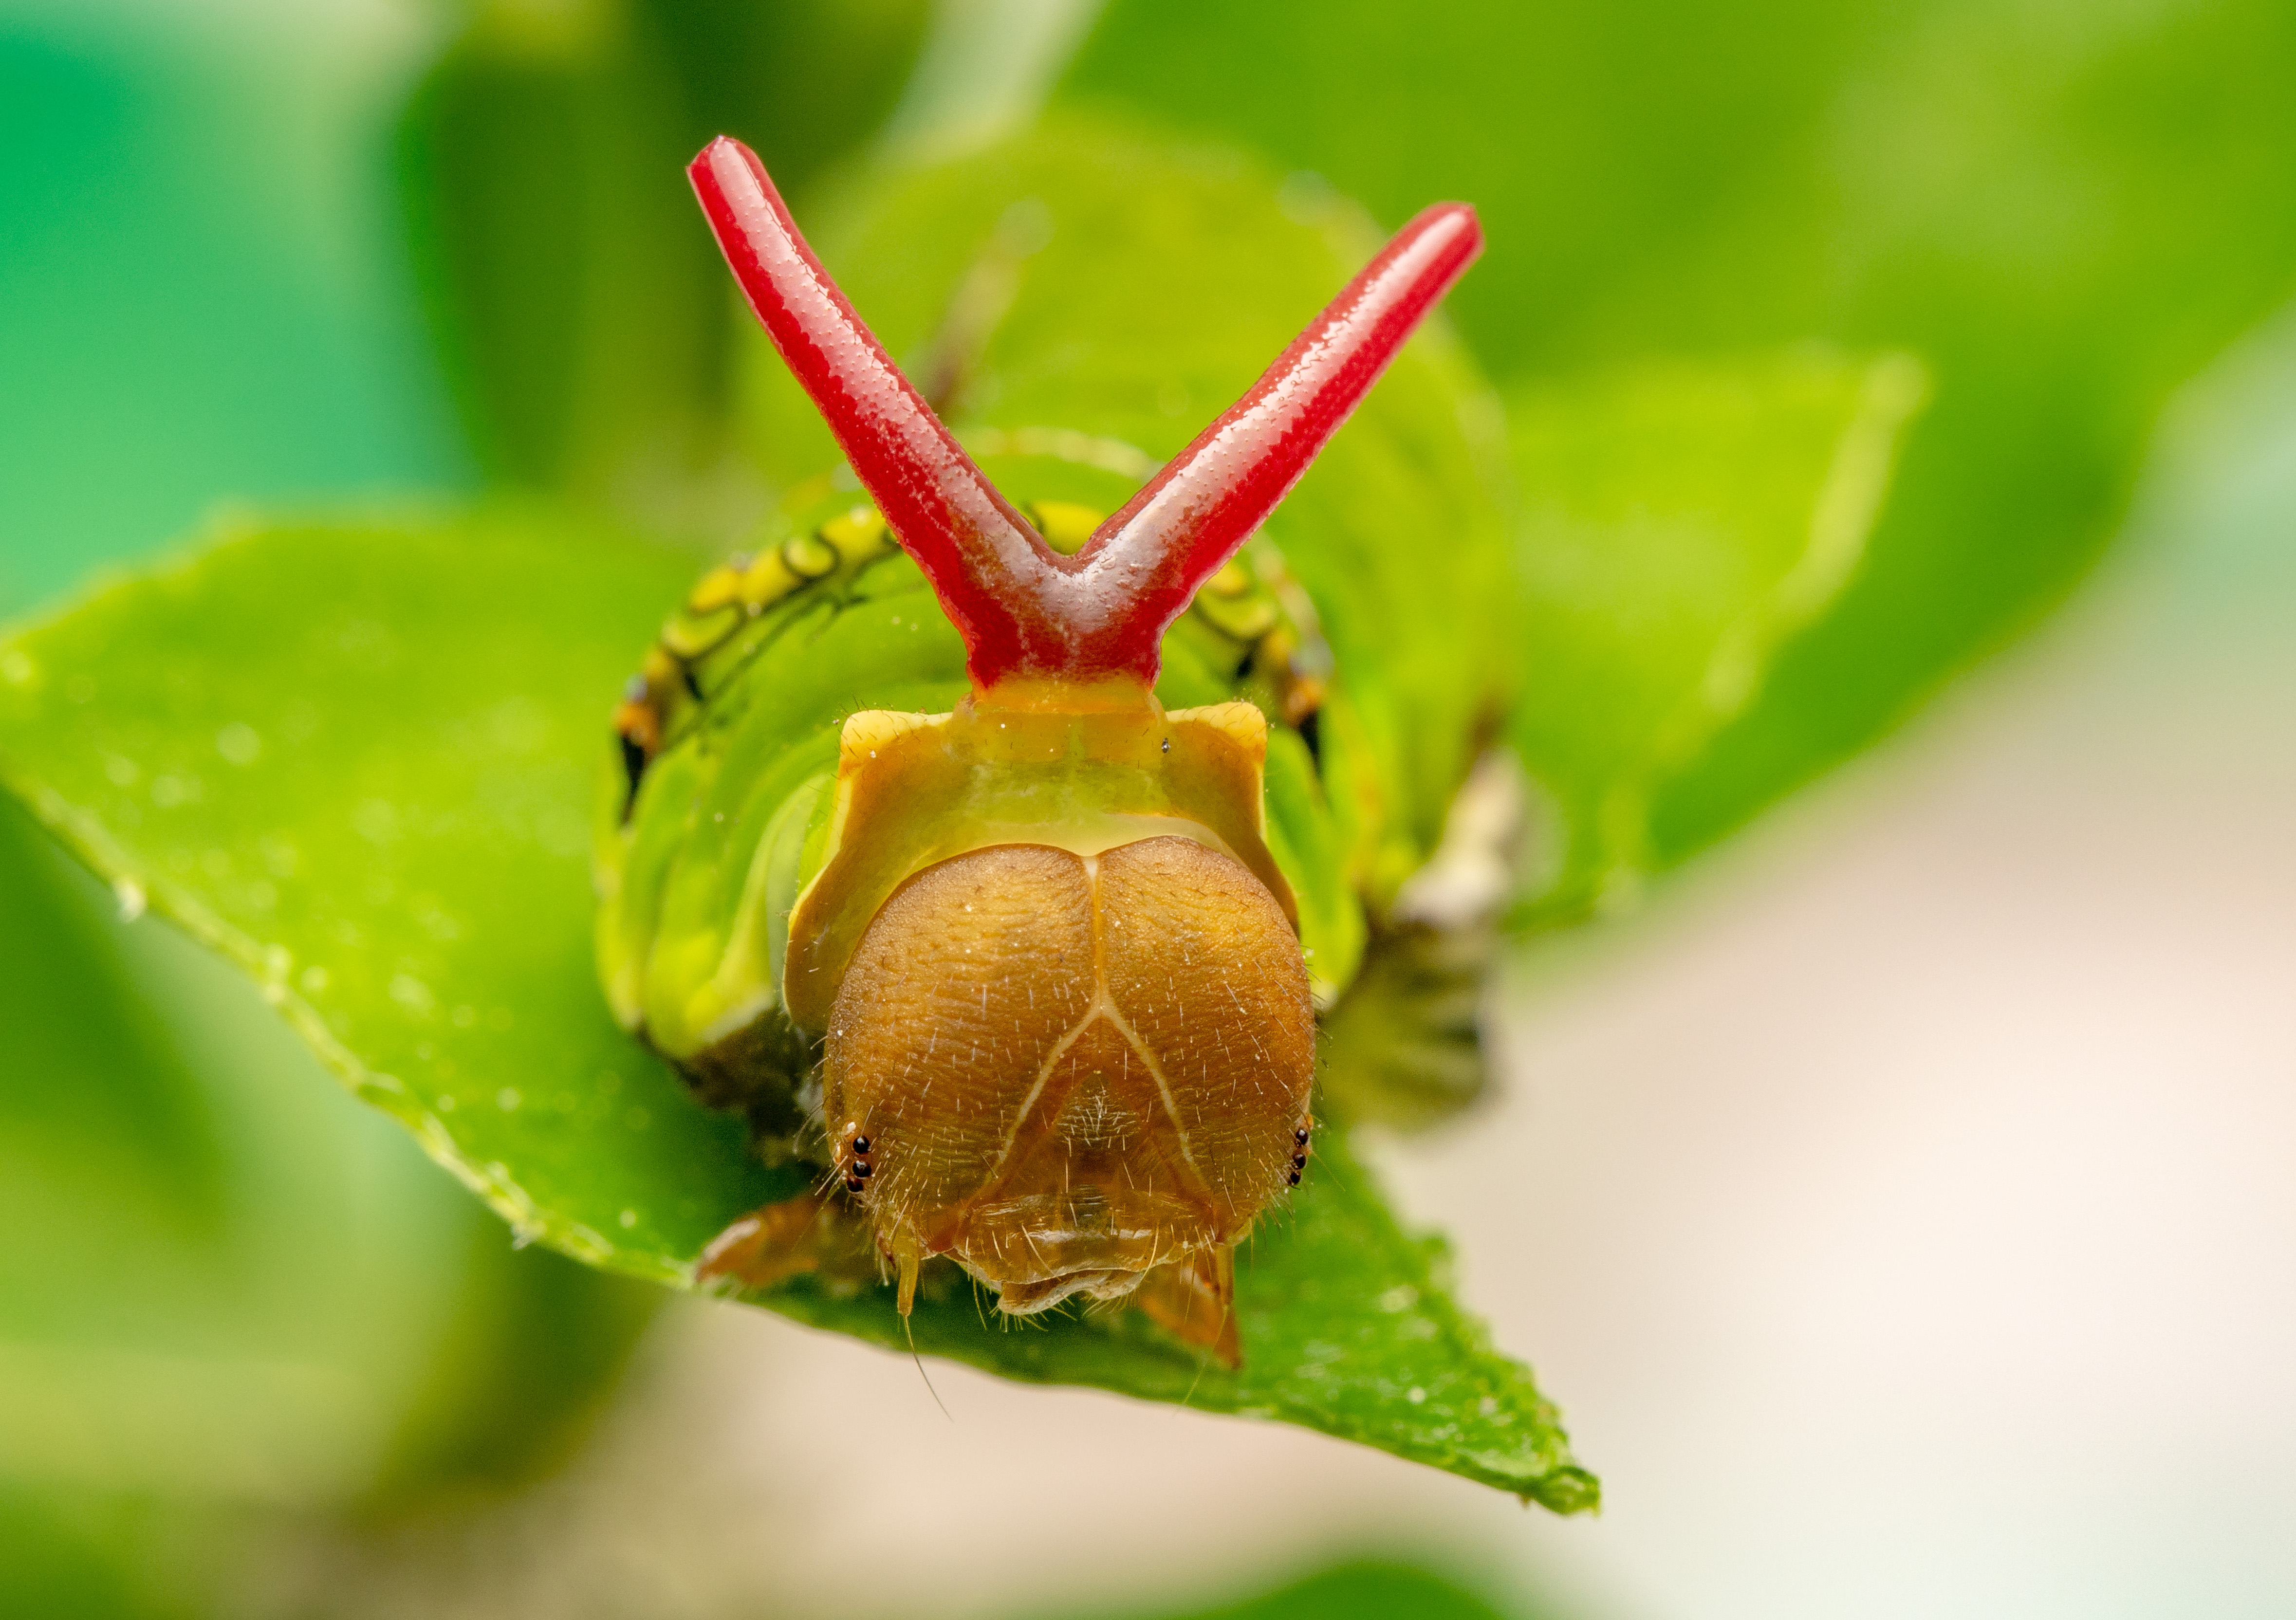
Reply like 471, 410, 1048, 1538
1507, 349, 1927, 922
1059, 0, 2296, 873
0, 507, 1592, 1509
397, 0, 929, 504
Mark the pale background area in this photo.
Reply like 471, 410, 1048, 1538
301, 304, 2296, 1620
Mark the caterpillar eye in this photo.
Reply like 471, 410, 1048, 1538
825, 836, 1314, 1313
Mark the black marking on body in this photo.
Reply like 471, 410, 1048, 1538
618, 730, 649, 820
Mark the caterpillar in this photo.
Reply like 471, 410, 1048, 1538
596, 133, 1491, 1366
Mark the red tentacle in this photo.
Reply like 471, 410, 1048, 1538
688, 138, 1064, 677
689, 137, 1481, 694
1065, 203, 1482, 682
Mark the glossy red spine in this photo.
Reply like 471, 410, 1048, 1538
1074, 200, 1482, 680
689, 136, 1481, 691
689, 138, 1048, 673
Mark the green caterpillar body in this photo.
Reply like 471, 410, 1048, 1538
598, 469, 1355, 1144
596, 123, 1518, 1174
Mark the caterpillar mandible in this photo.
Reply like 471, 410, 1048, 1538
596, 133, 1485, 1367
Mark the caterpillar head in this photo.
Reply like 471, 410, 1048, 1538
828, 837, 1313, 1314
688, 137, 1479, 1339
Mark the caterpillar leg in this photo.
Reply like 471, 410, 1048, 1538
1134, 1244, 1241, 1369
1317, 913, 1498, 1129
1320, 753, 1526, 1132
1313, 753, 1524, 1129
675, 1006, 817, 1163
695, 1190, 872, 1292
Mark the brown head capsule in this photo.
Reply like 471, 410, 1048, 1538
825, 837, 1314, 1314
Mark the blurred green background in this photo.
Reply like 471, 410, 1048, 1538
3, 0, 2291, 1616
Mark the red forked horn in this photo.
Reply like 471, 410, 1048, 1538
689, 135, 1481, 692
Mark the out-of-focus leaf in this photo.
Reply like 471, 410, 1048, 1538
399, 3, 696, 495
0, 794, 656, 1517
397, 0, 928, 509
634, 0, 929, 190
1, 797, 402, 1508
1039, 1555, 1532, 1620
370, 1226, 658, 1509
0, 798, 231, 1242
1507, 350, 1927, 922
0, 27, 465, 604
1059, 0, 2296, 876
0, 1484, 222, 1620
0, 507, 1592, 1508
